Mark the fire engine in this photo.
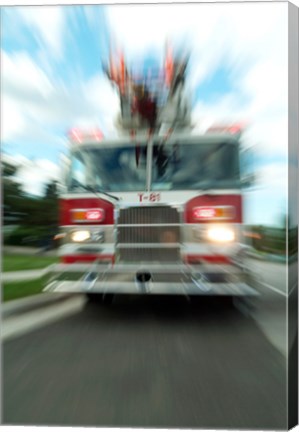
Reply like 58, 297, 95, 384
45, 46, 256, 303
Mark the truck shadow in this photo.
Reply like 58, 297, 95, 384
83, 294, 243, 324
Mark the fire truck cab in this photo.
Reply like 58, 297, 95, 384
45, 47, 257, 302
45, 128, 256, 301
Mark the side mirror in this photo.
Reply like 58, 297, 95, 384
241, 173, 255, 188
240, 147, 256, 189
59, 152, 71, 194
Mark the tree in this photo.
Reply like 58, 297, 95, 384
2, 160, 27, 225
44, 180, 59, 200
2, 160, 59, 246
2, 161, 17, 177
41, 180, 59, 229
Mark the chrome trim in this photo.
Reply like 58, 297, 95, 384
60, 190, 242, 200
117, 223, 183, 227
45, 259, 255, 296
117, 243, 181, 248
116, 202, 183, 209
184, 223, 242, 244
178, 203, 185, 261
146, 134, 154, 191
45, 260, 257, 297
68, 134, 239, 149
115, 205, 182, 263
45, 280, 257, 296
60, 224, 114, 228
182, 242, 241, 253
58, 226, 114, 250
48, 262, 244, 273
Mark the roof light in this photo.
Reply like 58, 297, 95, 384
68, 128, 104, 143
69, 128, 82, 143
93, 129, 104, 141
228, 125, 242, 134
206, 123, 246, 135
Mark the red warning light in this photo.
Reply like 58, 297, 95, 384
193, 207, 217, 219
85, 209, 105, 221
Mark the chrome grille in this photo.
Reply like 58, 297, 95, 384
116, 206, 181, 263
118, 206, 180, 225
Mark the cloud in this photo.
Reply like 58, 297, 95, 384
82, 75, 120, 131
106, 3, 228, 60
257, 163, 287, 190
2, 49, 120, 148
107, 2, 288, 159
259, 162, 297, 227
2, 50, 53, 101
106, 3, 286, 71
191, 94, 288, 158
14, 156, 61, 196
2, 3, 290, 210
17, 6, 66, 59
2, 97, 26, 142
2, 50, 56, 144
2, 52, 120, 203
3, 152, 62, 196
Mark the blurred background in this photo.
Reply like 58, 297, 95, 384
1, 3, 297, 430
1, 3, 296, 254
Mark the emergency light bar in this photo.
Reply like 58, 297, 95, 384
206, 123, 245, 135
68, 128, 104, 143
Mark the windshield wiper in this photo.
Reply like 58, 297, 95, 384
72, 182, 119, 202
84, 185, 120, 202
195, 181, 218, 192
73, 149, 120, 201
196, 180, 241, 193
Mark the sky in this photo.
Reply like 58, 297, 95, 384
1, 3, 294, 226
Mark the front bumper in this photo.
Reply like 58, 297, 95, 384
44, 261, 257, 296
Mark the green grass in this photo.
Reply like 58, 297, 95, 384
3, 276, 47, 302
2, 254, 58, 272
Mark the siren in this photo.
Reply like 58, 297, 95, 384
164, 41, 174, 87
68, 128, 104, 143
206, 123, 246, 135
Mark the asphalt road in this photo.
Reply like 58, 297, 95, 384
2, 258, 291, 429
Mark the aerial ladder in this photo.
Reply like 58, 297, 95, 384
104, 43, 192, 140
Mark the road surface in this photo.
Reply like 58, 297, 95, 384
2, 258, 292, 430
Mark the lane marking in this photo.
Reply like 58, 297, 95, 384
257, 280, 287, 297
257, 281, 297, 298
288, 283, 297, 297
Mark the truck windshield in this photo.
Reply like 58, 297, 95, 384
67, 140, 240, 193
151, 141, 240, 190
68, 145, 148, 192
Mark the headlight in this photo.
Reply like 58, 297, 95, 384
207, 227, 235, 242
71, 230, 91, 242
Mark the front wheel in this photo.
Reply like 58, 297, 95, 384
86, 293, 114, 305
